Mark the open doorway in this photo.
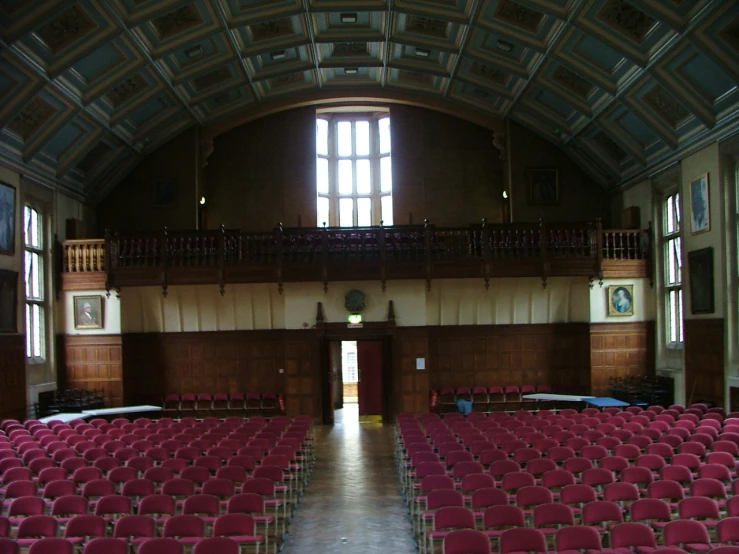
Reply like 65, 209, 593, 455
329, 339, 386, 424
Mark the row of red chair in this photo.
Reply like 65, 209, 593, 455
438, 522, 739, 554
434, 386, 552, 413
163, 394, 282, 418
397, 402, 738, 553
0, 414, 314, 552
0, 536, 250, 554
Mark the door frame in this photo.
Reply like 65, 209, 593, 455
317, 321, 395, 424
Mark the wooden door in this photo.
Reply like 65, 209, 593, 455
358, 341, 383, 416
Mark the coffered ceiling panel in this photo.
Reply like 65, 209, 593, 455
0, 0, 736, 199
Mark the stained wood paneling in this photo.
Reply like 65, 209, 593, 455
122, 330, 319, 419
395, 328, 430, 415
62, 335, 123, 407
0, 334, 27, 420
590, 322, 654, 396
685, 319, 724, 407
427, 324, 592, 395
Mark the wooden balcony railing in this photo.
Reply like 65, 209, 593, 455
63, 239, 106, 272
62, 221, 651, 291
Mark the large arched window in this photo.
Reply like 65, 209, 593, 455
316, 112, 392, 227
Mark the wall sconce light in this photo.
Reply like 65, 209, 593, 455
200, 196, 206, 205
347, 313, 362, 324
502, 191, 508, 199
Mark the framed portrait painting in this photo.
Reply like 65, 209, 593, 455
528, 169, 559, 205
689, 173, 710, 235
608, 285, 634, 316
688, 247, 714, 314
0, 181, 15, 255
153, 179, 176, 207
0, 270, 17, 332
74, 295, 103, 330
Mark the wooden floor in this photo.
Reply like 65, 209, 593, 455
282, 404, 416, 553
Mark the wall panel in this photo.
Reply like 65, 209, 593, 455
121, 330, 320, 419
62, 335, 123, 407
685, 319, 724, 407
0, 335, 27, 420
427, 323, 592, 395
589, 322, 654, 396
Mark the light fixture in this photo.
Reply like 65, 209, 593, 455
502, 191, 508, 199
184, 45, 203, 58
496, 39, 514, 52
344, 67, 358, 74
199, 196, 206, 205
347, 313, 362, 325
415, 47, 430, 57
271, 50, 286, 60
340, 13, 357, 23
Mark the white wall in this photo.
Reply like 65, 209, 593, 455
427, 277, 589, 325
120, 284, 285, 333
681, 142, 725, 320
118, 276, 599, 333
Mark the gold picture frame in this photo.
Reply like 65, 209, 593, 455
74, 295, 103, 329
528, 168, 559, 205
689, 172, 710, 235
607, 285, 634, 316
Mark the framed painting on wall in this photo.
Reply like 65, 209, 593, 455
74, 295, 103, 329
0, 181, 15, 255
0, 270, 17, 332
689, 172, 710, 235
528, 169, 559, 205
608, 285, 634, 316
153, 179, 176, 207
688, 247, 714, 314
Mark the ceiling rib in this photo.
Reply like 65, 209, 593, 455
302, 0, 323, 89
211, 0, 260, 102
1, 40, 140, 153
380, 0, 393, 88
100, 0, 203, 124
502, 0, 587, 119
443, 0, 484, 98
563, 0, 721, 146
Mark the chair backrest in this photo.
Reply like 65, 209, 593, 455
65, 515, 107, 539
555, 525, 602, 551
192, 538, 239, 554
443, 529, 492, 554
113, 515, 156, 540
0, 539, 17, 554
163, 514, 206, 538
663, 519, 710, 547
137, 538, 184, 554
27, 539, 73, 554
212, 514, 256, 537
16, 515, 58, 539
499, 527, 547, 554
610, 522, 656, 549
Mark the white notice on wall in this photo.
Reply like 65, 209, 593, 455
416, 358, 425, 370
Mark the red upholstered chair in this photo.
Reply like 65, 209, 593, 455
82, 538, 129, 554
163, 514, 205, 546
137, 538, 183, 554
443, 529, 492, 554
112, 515, 156, 547
499, 527, 547, 554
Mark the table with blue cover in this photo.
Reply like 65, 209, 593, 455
584, 397, 630, 408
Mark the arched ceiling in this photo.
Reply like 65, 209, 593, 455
0, 0, 737, 201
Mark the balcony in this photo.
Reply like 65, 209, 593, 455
60, 221, 651, 293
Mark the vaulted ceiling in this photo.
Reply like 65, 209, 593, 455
0, 0, 737, 201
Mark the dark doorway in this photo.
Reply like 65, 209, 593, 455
321, 336, 391, 425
